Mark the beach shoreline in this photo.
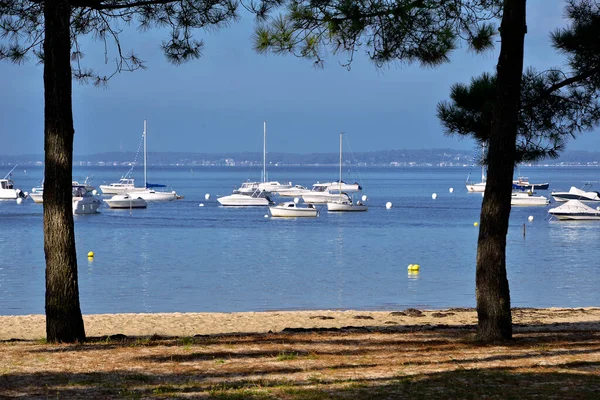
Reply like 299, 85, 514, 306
2, 307, 599, 341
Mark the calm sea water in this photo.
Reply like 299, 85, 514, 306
1, 165, 599, 316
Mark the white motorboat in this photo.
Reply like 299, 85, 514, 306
0, 179, 26, 200
72, 185, 101, 214
103, 194, 148, 209
327, 133, 368, 212
548, 200, 600, 220
551, 183, 600, 202
510, 191, 549, 206
99, 178, 143, 195
0, 166, 27, 200
217, 189, 274, 206
269, 201, 318, 217
29, 187, 44, 203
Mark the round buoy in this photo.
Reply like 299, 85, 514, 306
474, 222, 479, 227
432, 193, 437, 200
361, 194, 368, 202
92, 190, 98, 195
205, 193, 210, 200
385, 202, 392, 209
449, 187, 454, 193
528, 215, 534, 222
87, 251, 94, 258
293, 197, 300, 204
199, 203, 204, 207
264, 214, 269, 218
407, 264, 421, 271
16, 198, 23, 204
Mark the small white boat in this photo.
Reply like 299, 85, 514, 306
135, 189, 178, 202
0, 179, 26, 200
327, 194, 368, 212
548, 200, 600, 220
217, 189, 274, 206
269, 201, 318, 217
466, 144, 487, 192
0, 166, 26, 200
510, 191, 549, 206
72, 185, 101, 214
551, 184, 600, 202
104, 194, 148, 209
29, 187, 44, 203
326, 133, 368, 212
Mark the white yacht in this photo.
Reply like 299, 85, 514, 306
104, 194, 148, 209
0, 165, 26, 200
72, 185, 102, 215
511, 191, 549, 206
276, 184, 310, 197
217, 189, 273, 207
551, 184, 600, 202
548, 200, 600, 220
0, 179, 26, 200
99, 178, 142, 195
302, 181, 361, 204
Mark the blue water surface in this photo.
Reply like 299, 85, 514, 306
1, 165, 599, 315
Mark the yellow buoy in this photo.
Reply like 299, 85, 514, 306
87, 251, 94, 258
407, 264, 420, 271
474, 222, 479, 227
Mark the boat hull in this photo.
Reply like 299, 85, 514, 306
217, 193, 272, 206
511, 193, 549, 206
104, 195, 148, 209
135, 190, 177, 202
73, 197, 102, 214
466, 182, 486, 192
269, 205, 318, 217
327, 201, 368, 212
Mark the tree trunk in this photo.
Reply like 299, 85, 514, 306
475, 0, 527, 342
44, 0, 86, 343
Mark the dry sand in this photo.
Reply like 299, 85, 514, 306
2, 307, 599, 340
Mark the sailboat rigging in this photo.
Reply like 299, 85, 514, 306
327, 132, 368, 212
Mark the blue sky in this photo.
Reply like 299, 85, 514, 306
1, 0, 596, 156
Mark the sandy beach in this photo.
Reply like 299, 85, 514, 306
2, 307, 600, 399
2, 307, 600, 340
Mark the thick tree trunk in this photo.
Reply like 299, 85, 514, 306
44, 0, 86, 343
475, 0, 527, 342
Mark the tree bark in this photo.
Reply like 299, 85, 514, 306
475, 0, 527, 342
44, 0, 86, 343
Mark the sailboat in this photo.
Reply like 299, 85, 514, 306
466, 144, 487, 192
327, 133, 368, 212
230, 121, 293, 195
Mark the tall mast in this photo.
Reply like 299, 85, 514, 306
263, 121, 267, 183
143, 120, 147, 188
339, 132, 343, 199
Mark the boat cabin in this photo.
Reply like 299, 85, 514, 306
0, 179, 15, 190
